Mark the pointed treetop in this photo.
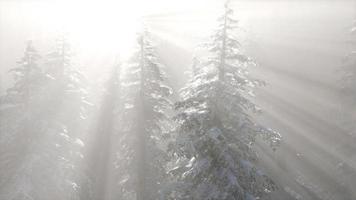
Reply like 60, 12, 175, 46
224, 0, 234, 14
25, 40, 33, 51
22, 40, 40, 62
224, 0, 231, 9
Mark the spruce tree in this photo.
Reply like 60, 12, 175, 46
114, 30, 173, 200
0, 40, 43, 147
0, 36, 91, 200
40, 35, 91, 200
0, 41, 46, 199
170, 2, 281, 200
85, 63, 122, 200
2, 40, 43, 108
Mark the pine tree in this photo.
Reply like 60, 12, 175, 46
85, 62, 122, 200
0, 40, 43, 146
0, 36, 91, 200
170, 2, 281, 200
2, 40, 43, 108
40, 35, 92, 200
0, 41, 46, 199
113, 30, 173, 200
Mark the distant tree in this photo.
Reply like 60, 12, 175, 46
39, 35, 92, 200
169, 2, 281, 200
0, 40, 43, 144
113, 30, 173, 200
0, 36, 91, 200
1, 40, 43, 108
85, 62, 122, 200
0, 41, 46, 199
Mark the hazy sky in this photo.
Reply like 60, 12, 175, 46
0, 0, 354, 91
1, 0, 356, 199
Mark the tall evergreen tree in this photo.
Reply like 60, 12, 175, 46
0, 36, 91, 200
0, 41, 45, 199
170, 2, 281, 200
40, 35, 92, 200
113, 30, 173, 200
0, 40, 43, 147
85, 63, 122, 200
1, 40, 43, 108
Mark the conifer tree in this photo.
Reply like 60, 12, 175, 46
40, 35, 91, 200
170, 2, 281, 200
0, 41, 46, 199
114, 30, 173, 200
0, 40, 43, 146
2, 41, 43, 108
86, 63, 122, 200
0, 36, 91, 200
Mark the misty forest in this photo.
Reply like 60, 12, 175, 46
0, 0, 356, 200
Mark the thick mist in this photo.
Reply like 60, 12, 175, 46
0, 0, 355, 200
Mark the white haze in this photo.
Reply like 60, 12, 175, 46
0, 0, 355, 200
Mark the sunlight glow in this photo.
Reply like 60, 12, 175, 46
37, 0, 143, 59
13, 0, 221, 60
0, 0, 229, 63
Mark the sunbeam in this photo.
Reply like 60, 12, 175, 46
1, 1, 356, 200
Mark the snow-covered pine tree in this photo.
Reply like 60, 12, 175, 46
0, 40, 43, 146
1, 40, 43, 108
0, 36, 91, 200
85, 62, 122, 200
0, 41, 46, 199
170, 2, 281, 200
39, 35, 92, 200
114, 30, 173, 200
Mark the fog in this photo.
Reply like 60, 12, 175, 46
1, 0, 355, 200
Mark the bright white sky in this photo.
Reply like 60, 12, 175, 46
0, 0, 222, 59
0, 0, 353, 91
